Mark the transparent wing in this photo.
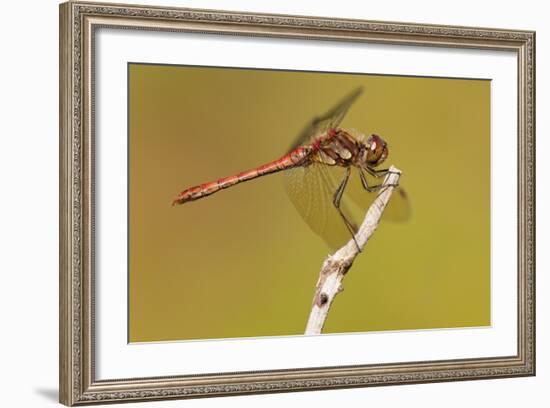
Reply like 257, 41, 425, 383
288, 87, 363, 152
342, 170, 412, 223
284, 163, 364, 250
384, 186, 412, 222
285, 164, 411, 249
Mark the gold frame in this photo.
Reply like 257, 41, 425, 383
59, 1, 536, 405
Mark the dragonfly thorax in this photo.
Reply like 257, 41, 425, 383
311, 130, 389, 170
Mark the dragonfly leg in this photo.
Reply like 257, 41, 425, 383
333, 167, 361, 251
359, 168, 385, 192
362, 167, 399, 189
365, 167, 401, 178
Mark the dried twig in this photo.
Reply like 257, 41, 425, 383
304, 165, 402, 335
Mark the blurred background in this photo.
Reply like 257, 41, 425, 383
128, 63, 490, 342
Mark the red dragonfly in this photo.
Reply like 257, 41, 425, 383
173, 88, 409, 249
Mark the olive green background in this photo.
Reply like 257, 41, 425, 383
128, 63, 490, 342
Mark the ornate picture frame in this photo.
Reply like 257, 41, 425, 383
59, 1, 535, 405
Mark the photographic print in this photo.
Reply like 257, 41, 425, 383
128, 64, 490, 343
60, 3, 535, 404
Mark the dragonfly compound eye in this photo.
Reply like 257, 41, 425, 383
366, 134, 389, 166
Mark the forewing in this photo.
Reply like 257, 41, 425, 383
288, 87, 363, 152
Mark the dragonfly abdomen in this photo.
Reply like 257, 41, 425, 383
172, 146, 310, 205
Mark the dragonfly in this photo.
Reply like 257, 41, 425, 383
172, 88, 410, 249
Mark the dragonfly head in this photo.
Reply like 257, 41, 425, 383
365, 134, 388, 167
